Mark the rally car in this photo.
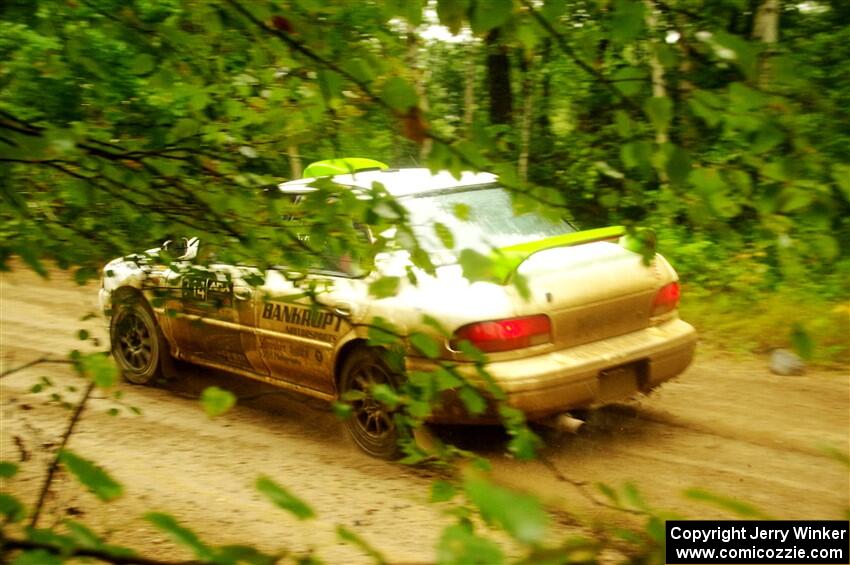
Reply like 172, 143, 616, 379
100, 159, 697, 458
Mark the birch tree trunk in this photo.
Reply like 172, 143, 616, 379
644, 0, 668, 145
287, 145, 302, 179
752, 0, 780, 88
463, 43, 477, 136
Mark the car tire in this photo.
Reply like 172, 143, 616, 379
110, 295, 168, 385
338, 346, 403, 460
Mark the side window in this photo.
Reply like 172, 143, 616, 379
303, 226, 371, 277
281, 193, 372, 277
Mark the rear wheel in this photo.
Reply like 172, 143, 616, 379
110, 295, 168, 385
338, 347, 402, 460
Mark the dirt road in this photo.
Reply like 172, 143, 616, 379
2, 267, 848, 563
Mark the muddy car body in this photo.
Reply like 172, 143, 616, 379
100, 167, 697, 457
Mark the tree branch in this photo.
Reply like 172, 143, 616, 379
518, 0, 642, 113
29, 381, 95, 528
0, 536, 207, 565
0, 356, 74, 380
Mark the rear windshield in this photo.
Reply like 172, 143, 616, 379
400, 185, 573, 263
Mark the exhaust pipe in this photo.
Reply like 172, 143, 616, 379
540, 413, 586, 434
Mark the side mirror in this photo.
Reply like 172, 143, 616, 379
162, 237, 199, 261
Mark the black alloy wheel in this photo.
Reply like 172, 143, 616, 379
339, 346, 402, 459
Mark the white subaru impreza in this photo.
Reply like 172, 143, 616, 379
100, 161, 696, 458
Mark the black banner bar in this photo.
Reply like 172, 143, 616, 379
666, 520, 849, 564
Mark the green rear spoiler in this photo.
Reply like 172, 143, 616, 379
303, 158, 389, 178
496, 225, 656, 283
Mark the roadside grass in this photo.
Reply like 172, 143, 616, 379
680, 286, 850, 369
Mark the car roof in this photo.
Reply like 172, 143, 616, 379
277, 167, 498, 198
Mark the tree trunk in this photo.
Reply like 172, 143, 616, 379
407, 26, 432, 161
463, 43, 477, 135
644, 0, 668, 145
518, 54, 534, 185
287, 145, 302, 179
486, 29, 512, 126
752, 0, 780, 87
536, 39, 552, 136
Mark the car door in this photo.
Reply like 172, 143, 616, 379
255, 268, 363, 396
165, 257, 264, 375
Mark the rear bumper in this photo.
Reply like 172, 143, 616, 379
407, 318, 697, 422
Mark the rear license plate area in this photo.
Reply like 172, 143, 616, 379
597, 362, 642, 403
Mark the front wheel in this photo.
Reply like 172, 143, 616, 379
110, 296, 168, 385
338, 347, 402, 460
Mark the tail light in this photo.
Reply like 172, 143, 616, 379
652, 281, 681, 317
451, 315, 552, 353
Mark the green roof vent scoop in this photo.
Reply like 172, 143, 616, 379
302, 158, 389, 178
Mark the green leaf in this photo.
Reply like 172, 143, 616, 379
614, 110, 633, 138
643, 96, 673, 133
431, 480, 457, 502
369, 276, 401, 298
367, 317, 402, 347
753, 123, 785, 154
437, 523, 504, 565
458, 386, 487, 415
0, 493, 25, 522
318, 70, 343, 102
684, 488, 768, 518
436, 0, 471, 35
464, 478, 548, 543
506, 426, 541, 461
64, 519, 102, 547
216, 545, 278, 565
611, 0, 645, 43
410, 332, 441, 359
0, 461, 19, 478
433, 222, 455, 249
830, 164, 850, 202
713, 32, 758, 79
809, 234, 839, 261
130, 54, 155, 75
59, 450, 123, 502
434, 366, 463, 390
382, 77, 418, 112
384, 0, 425, 26
371, 383, 402, 408
612, 66, 647, 96
256, 476, 315, 520
458, 249, 498, 282
337, 525, 387, 564
620, 482, 648, 511
200, 386, 236, 418
470, 0, 512, 34
332, 401, 353, 420
452, 203, 471, 221
665, 145, 691, 186
595, 161, 625, 180
597, 482, 620, 505
146, 512, 215, 560
79, 353, 118, 388
790, 323, 814, 361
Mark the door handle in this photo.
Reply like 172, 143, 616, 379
334, 302, 352, 317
